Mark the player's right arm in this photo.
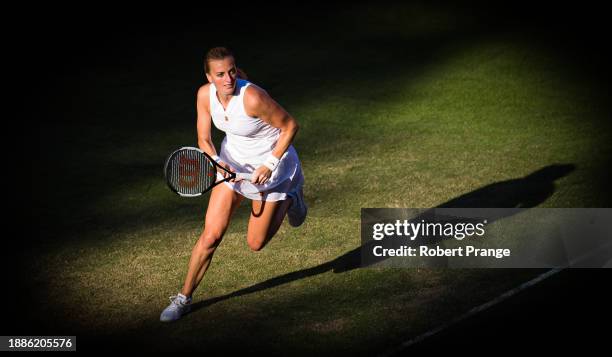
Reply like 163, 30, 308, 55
196, 84, 217, 157
196, 84, 235, 179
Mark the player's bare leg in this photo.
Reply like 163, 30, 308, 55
246, 198, 292, 251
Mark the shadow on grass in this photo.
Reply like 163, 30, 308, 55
191, 163, 576, 314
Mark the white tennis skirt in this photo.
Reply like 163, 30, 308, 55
217, 139, 304, 202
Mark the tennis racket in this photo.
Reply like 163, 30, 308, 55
164, 147, 252, 197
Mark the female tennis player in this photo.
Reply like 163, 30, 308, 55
161, 47, 307, 322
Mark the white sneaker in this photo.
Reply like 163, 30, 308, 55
160, 293, 192, 322
287, 187, 307, 227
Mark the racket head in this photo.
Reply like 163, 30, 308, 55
164, 147, 227, 197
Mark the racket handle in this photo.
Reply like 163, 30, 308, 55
235, 173, 253, 181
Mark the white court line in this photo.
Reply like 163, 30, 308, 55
379, 268, 563, 357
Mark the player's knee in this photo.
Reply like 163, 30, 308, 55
247, 240, 264, 252
198, 232, 223, 250
246, 234, 266, 252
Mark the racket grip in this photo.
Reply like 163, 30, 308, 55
235, 173, 253, 181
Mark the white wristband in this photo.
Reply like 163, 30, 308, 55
211, 154, 221, 163
262, 155, 280, 171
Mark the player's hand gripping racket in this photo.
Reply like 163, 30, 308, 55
164, 147, 252, 197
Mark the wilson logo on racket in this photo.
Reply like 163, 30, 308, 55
178, 155, 200, 188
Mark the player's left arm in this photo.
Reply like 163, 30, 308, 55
244, 85, 299, 160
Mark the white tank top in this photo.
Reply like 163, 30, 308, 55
209, 79, 280, 162
209, 79, 303, 201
